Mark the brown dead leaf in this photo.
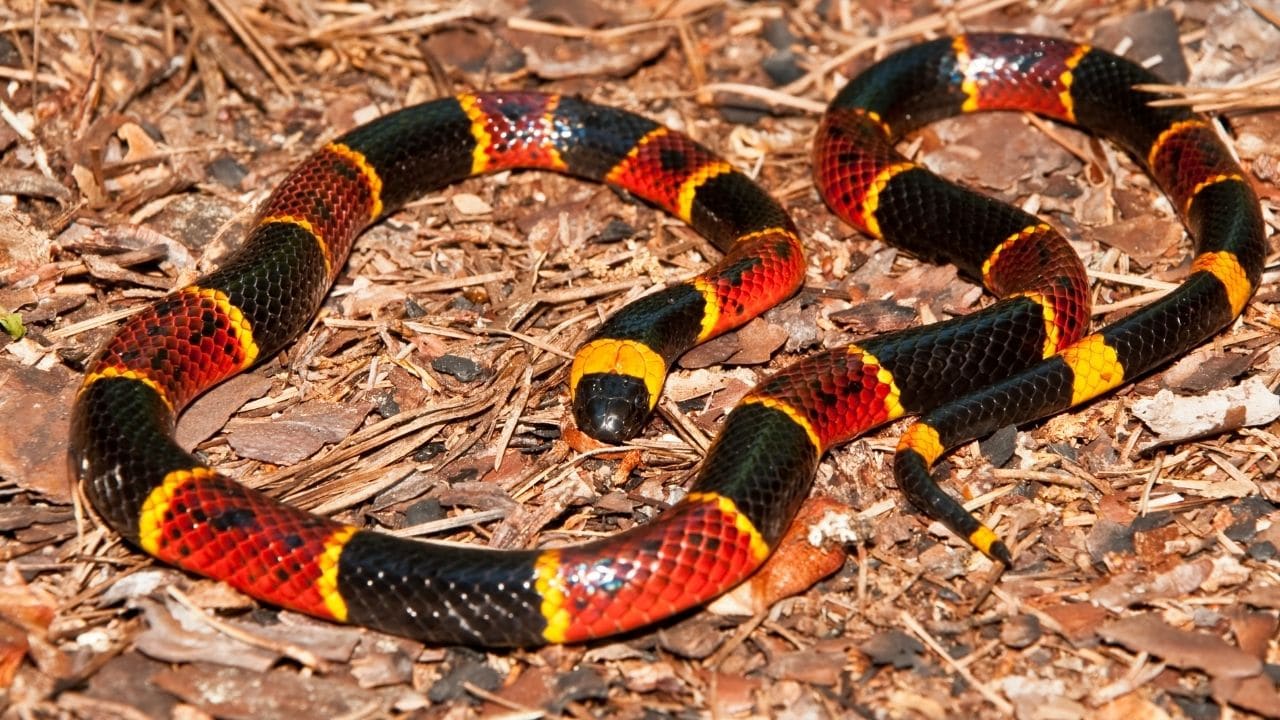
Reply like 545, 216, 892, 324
1097, 493, 1136, 523
701, 669, 762, 716
657, 615, 725, 659
151, 663, 386, 720
681, 319, 789, 369
226, 400, 373, 465
0, 566, 57, 634
723, 318, 789, 365
922, 113, 1075, 192
423, 26, 519, 75
522, 32, 673, 79
1240, 585, 1280, 609
175, 373, 273, 451
1038, 601, 1111, 645
483, 665, 555, 714
1093, 692, 1173, 720
0, 621, 29, 690
663, 366, 756, 403
80, 653, 179, 718
0, 359, 78, 502
828, 297, 919, 334
0, 206, 55, 270
528, 0, 618, 27
1229, 609, 1278, 659
710, 496, 853, 616
1161, 348, 1255, 392
763, 650, 844, 686
1133, 523, 1181, 565
134, 598, 279, 672
679, 327, 742, 369
615, 656, 682, 694
1211, 674, 1280, 718
349, 636, 418, 689
1098, 614, 1263, 679
1089, 215, 1183, 265
1093, 7, 1190, 83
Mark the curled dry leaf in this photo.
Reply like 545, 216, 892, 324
0, 565, 59, 688
1131, 377, 1280, 447
0, 169, 72, 203
1091, 558, 1215, 611
133, 598, 280, 672
708, 496, 854, 616
523, 32, 673, 79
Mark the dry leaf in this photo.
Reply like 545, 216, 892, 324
1098, 614, 1262, 679
1131, 377, 1280, 446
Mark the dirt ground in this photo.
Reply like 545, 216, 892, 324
1, 0, 1278, 717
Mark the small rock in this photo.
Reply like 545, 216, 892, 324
1170, 696, 1220, 720
367, 389, 400, 418
859, 630, 924, 669
593, 218, 636, 243
1001, 614, 1042, 649
403, 298, 427, 318
716, 100, 770, 125
207, 155, 248, 188
979, 425, 1018, 468
1085, 519, 1135, 562
1247, 541, 1276, 562
413, 441, 446, 461
404, 498, 445, 526
762, 49, 805, 86
551, 667, 609, 711
657, 616, 724, 659
427, 652, 502, 703
451, 192, 493, 215
432, 354, 484, 381
762, 17, 798, 49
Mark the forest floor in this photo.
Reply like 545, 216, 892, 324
1, 0, 1279, 718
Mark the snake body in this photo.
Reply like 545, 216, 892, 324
70, 34, 1264, 645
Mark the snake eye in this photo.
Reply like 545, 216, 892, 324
572, 373, 651, 444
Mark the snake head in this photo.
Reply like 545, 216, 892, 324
572, 373, 651, 444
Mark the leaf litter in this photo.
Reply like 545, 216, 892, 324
0, 0, 1277, 717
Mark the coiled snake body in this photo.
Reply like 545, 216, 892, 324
71, 34, 1265, 646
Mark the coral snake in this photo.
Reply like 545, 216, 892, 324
70, 34, 1265, 646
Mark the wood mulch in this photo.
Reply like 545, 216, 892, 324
1, 0, 1278, 717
